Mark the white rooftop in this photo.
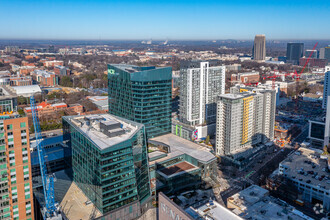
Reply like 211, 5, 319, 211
150, 134, 216, 164
12, 85, 41, 95
64, 114, 142, 150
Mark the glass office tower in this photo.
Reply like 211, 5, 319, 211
108, 64, 172, 138
63, 114, 151, 218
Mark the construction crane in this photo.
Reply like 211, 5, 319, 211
30, 96, 59, 219
263, 42, 318, 110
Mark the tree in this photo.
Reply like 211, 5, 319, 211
59, 76, 73, 87
205, 135, 210, 145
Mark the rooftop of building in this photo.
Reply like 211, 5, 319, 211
228, 185, 312, 220
33, 69, 56, 77
11, 85, 41, 95
238, 71, 260, 76
186, 200, 242, 220
149, 134, 216, 164
280, 147, 330, 190
157, 161, 199, 179
33, 169, 102, 220
218, 92, 254, 100
109, 64, 159, 73
0, 85, 17, 100
63, 114, 142, 150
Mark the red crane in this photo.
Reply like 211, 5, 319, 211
263, 42, 318, 111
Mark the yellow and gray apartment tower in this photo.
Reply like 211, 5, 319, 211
215, 88, 275, 168
253, 35, 266, 61
0, 86, 34, 220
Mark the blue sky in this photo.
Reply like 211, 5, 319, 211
1, 0, 329, 40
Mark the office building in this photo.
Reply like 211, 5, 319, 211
108, 64, 172, 138
0, 86, 17, 113
305, 49, 318, 59
0, 87, 34, 220
322, 66, 330, 109
325, 47, 330, 64
231, 71, 260, 84
179, 61, 225, 126
308, 119, 325, 147
215, 87, 276, 168
253, 35, 266, 61
148, 134, 217, 195
279, 147, 330, 211
319, 48, 325, 59
32, 70, 58, 87
54, 65, 71, 76
286, 43, 304, 65
63, 114, 151, 219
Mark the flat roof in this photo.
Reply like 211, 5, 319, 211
228, 185, 311, 220
280, 147, 330, 190
149, 134, 216, 164
158, 161, 198, 178
63, 114, 142, 150
186, 201, 242, 220
33, 169, 102, 219
219, 93, 252, 100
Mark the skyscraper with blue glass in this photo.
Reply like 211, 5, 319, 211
108, 64, 172, 138
62, 114, 151, 219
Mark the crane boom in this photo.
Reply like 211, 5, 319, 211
30, 96, 57, 218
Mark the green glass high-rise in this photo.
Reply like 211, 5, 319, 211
108, 64, 172, 138
62, 114, 151, 219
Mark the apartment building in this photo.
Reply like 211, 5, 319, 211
0, 86, 34, 220
179, 61, 225, 126
215, 87, 276, 168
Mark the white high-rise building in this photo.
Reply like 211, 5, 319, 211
322, 66, 330, 109
215, 87, 276, 166
179, 61, 225, 126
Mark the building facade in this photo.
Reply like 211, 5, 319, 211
253, 35, 266, 61
108, 64, 172, 138
179, 61, 225, 126
32, 70, 58, 87
63, 114, 152, 218
279, 147, 330, 211
322, 66, 330, 109
0, 115, 34, 220
215, 88, 276, 168
286, 43, 304, 65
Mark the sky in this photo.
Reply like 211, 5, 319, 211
1, 0, 330, 40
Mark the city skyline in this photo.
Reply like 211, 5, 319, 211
1, 0, 330, 40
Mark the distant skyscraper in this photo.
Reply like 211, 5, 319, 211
286, 43, 304, 65
325, 47, 330, 64
322, 66, 330, 109
179, 61, 225, 126
253, 35, 266, 61
305, 50, 318, 59
319, 48, 325, 59
63, 114, 151, 219
108, 64, 172, 138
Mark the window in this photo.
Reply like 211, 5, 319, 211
7, 124, 12, 130
20, 122, 26, 128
